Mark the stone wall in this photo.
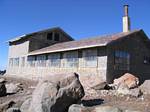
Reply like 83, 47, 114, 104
7, 47, 108, 87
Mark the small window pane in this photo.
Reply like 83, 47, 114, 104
47, 33, 53, 40
48, 53, 60, 67
21, 57, 25, 67
83, 49, 97, 67
54, 33, 60, 41
63, 51, 78, 68
28, 56, 36, 67
115, 51, 130, 70
37, 55, 46, 67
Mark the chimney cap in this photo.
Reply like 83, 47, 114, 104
124, 4, 129, 7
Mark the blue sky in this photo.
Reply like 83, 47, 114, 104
0, 0, 150, 70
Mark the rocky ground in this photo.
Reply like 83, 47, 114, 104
0, 73, 150, 112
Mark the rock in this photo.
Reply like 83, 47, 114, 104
140, 80, 150, 94
0, 83, 6, 96
125, 110, 142, 112
113, 73, 139, 89
6, 108, 21, 112
6, 83, 21, 94
69, 105, 122, 112
117, 83, 142, 97
68, 104, 91, 112
0, 70, 6, 75
0, 78, 6, 83
117, 83, 130, 95
128, 88, 142, 97
28, 72, 85, 112
20, 98, 31, 112
95, 106, 122, 112
91, 82, 111, 90
98, 90, 117, 96
0, 101, 16, 112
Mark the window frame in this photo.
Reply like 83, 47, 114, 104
36, 55, 47, 67
48, 53, 61, 68
54, 33, 60, 41
47, 32, 53, 40
114, 50, 130, 70
63, 51, 78, 68
82, 49, 98, 68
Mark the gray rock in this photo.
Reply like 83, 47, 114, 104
117, 83, 130, 95
0, 101, 16, 112
0, 83, 6, 96
28, 72, 85, 112
6, 83, 21, 94
0, 78, 6, 83
140, 80, 150, 94
69, 105, 122, 112
6, 108, 21, 112
128, 88, 142, 97
91, 82, 111, 90
125, 110, 142, 112
20, 98, 31, 112
68, 104, 88, 112
95, 106, 122, 112
117, 83, 142, 97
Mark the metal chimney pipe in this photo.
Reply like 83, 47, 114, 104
124, 5, 129, 16
123, 5, 130, 32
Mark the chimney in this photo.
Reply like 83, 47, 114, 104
123, 5, 131, 32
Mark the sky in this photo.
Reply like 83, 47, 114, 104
0, 0, 150, 70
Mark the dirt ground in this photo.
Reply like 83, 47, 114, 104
0, 75, 150, 112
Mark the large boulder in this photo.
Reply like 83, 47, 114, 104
125, 110, 142, 112
68, 104, 91, 112
6, 108, 21, 112
140, 80, 150, 94
26, 72, 85, 112
95, 106, 122, 112
0, 80, 6, 96
20, 98, 31, 112
117, 83, 142, 97
6, 83, 23, 94
113, 73, 139, 89
69, 104, 122, 112
91, 82, 111, 90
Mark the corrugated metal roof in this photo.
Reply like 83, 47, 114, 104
29, 29, 141, 55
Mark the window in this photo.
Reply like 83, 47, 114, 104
83, 49, 97, 67
48, 53, 60, 67
63, 51, 78, 68
9, 58, 19, 67
47, 33, 53, 40
9, 58, 13, 67
14, 58, 19, 67
37, 55, 46, 67
115, 51, 130, 70
21, 57, 25, 67
54, 33, 60, 41
27, 56, 36, 67
144, 56, 150, 65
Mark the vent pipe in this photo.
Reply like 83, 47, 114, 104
123, 5, 131, 32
